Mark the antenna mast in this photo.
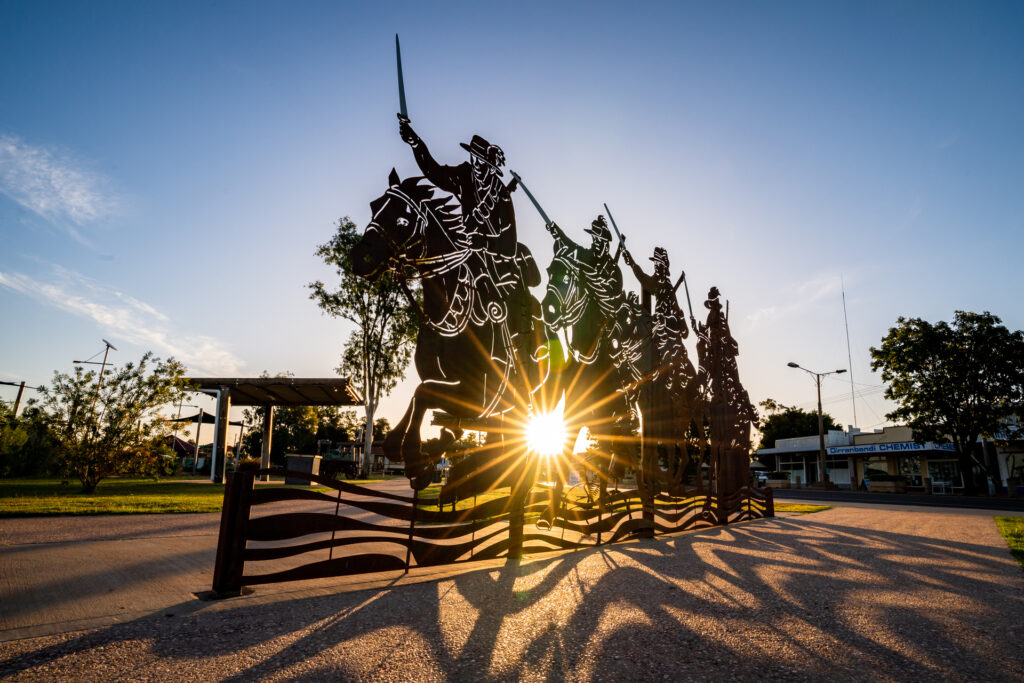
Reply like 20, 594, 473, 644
841, 277, 857, 426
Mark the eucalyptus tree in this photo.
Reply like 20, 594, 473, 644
309, 217, 419, 476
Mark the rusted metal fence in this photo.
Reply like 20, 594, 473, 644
213, 467, 773, 596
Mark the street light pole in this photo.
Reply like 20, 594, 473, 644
788, 362, 846, 486
815, 373, 825, 482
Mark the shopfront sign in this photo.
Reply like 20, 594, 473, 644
827, 441, 956, 456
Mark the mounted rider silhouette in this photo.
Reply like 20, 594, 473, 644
622, 245, 705, 489
623, 246, 691, 386
547, 215, 637, 393
398, 115, 541, 400
547, 215, 624, 319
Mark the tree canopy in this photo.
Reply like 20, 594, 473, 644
0, 403, 56, 478
41, 352, 188, 492
240, 404, 361, 464
756, 398, 838, 451
309, 217, 419, 475
870, 310, 1024, 494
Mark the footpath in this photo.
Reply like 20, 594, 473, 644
1, 494, 1022, 680
773, 488, 1024, 511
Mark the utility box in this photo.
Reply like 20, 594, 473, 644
285, 454, 322, 485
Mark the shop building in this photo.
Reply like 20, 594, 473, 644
755, 429, 856, 488
757, 426, 973, 492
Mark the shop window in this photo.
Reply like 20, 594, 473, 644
865, 456, 888, 477
927, 460, 961, 486
899, 457, 922, 486
778, 455, 805, 469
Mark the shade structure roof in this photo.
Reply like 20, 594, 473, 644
185, 377, 361, 407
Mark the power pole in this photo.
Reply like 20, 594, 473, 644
13, 381, 25, 416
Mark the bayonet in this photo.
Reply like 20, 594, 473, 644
678, 270, 695, 321
510, 171, 551, 225
396, 34, 408, 119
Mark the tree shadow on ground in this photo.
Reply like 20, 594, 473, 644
1, 514, 1022, 681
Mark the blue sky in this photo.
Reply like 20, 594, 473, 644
2, 1, 1023, 440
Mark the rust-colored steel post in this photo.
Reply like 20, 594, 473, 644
405, 489, 418, 573
508, 505, 525, 557
508, 453, 528, 559
640, 480, 655, 538
766, 486, 775, 517
212, 468, 255, 596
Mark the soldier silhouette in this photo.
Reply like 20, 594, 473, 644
623, 246, 692, 388
398, 114, 541, 390
547, 215, 623, 318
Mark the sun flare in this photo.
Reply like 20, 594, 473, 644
526, 403, 568, 457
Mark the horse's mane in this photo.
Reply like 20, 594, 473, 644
402, 177, 463, 233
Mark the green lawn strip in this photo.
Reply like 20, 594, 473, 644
1, 477, 821, 519
773, 503, 833, 514
0, 477, 317, 516
0, 479, 224, 516
994, 516, 1024, 569
414, 484, 514, 513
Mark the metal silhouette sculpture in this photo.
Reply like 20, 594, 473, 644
350, 35, 753, 501
619, 246, 708, 494
696, 287, 757, 497
210, 37, 770, 597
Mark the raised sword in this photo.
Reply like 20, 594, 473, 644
395, 34, 408, 119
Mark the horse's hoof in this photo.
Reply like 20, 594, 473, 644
410, 470, 432, 491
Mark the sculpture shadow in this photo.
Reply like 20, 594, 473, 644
2, 514, 1021, 681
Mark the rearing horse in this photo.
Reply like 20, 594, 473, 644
352, 170, 546, 488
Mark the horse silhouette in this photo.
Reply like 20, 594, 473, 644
541, 231, 639, 493
352, 170, 546, 488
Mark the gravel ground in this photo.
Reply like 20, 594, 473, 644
1, 506, 1021, 681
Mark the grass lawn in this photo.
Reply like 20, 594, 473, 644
415, 483, 514, 512
0, 476, 399, 516
775, 503, 834, 514
0, 478, 228, 516
994, 515, 1024, 569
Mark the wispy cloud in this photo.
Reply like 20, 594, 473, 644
0, 267, 244, 376
745, 274, 843, 327
0, 134, 116, 239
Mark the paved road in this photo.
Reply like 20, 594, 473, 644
1, 495, 1022, 680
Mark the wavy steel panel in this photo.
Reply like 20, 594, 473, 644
222, 468, 774, 591
244, 553, 408, 585
251, 487, 340, 506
